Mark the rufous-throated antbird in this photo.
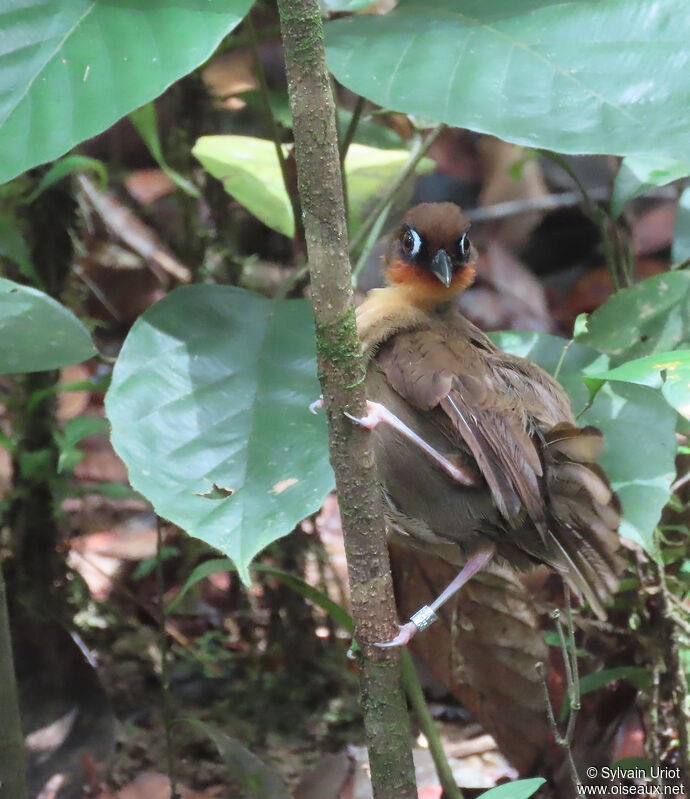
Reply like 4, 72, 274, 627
315, 202, 621, 647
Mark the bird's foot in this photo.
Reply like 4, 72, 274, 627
374, 606, 438, 648
344, 400, 388, 429
309, 396, 324, 414
374, 621, 420, 648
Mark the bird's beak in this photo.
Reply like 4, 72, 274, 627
430, 249, 453, 287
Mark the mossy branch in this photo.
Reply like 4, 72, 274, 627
275, 1, 417, 797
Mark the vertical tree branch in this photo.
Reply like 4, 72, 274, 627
275, 2, 417, 797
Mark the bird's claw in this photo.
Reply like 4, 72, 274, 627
309, 397, 324, 414
344, 400, 387, 430
374, 621, 419, 648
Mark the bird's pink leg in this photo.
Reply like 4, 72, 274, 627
376, 546, 495, 648
345, 400, 476, 486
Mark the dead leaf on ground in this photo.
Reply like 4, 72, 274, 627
126, 169, 177, 206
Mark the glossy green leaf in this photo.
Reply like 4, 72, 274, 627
105, 286, 334, 583
0, 277, 96, 373
673, 187, 690, 266
489, 332, 678, 554
325, 0, 690, 159
576, 272, 690, 363
611, 156, 690, 220
476, 778, 545, 799
193, 135, 295, 237
130, 103, 200, 198
0, 0, 254, 185
589, 350, 690, 419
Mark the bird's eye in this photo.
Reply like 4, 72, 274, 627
458, 233, 470, 259
401, 228, 421, 257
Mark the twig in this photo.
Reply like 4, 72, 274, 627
535, 592, 583, 795
276, 2, 417, 797
339, 95, 365, 166
349, 124, 446, 255
400, 650, 464, 799
656, 558, 690, 794
155, 518, 178, 799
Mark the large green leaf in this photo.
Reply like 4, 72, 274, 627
489, 332, 678, 554
589, 350, 690, 419
105, 285, 334, 583
0, 277, 96, 373
0, 0, 254, 185
325, 0, 690, 159
576, 272, 690, 363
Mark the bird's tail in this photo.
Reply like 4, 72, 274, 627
543, 422, 624, 619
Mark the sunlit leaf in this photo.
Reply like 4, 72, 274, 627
0, 277, 96, 373
589, 350, 690, 419
193, 135, 432, 238
106, 286, 334, 583
326, 0, 690, 159
193, 135, 295, 237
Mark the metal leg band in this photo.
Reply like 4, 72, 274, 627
410, 605, 438, 632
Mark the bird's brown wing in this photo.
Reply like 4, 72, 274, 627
376, 323, 546, 531
374, 319, 622, 617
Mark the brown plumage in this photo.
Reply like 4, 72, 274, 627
356, 203, 621, 633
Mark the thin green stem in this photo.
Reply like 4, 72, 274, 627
352, 197, 394, 284
349, 124, 446, 255
247, 14, 303, 247
542, 150, 625, 290
155, 518, 178, 799
400, 651, 465, 799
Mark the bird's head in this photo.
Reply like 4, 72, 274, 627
384, 203, 476, 303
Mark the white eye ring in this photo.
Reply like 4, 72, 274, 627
402, 228, 422, 257
459, 233, 469, 256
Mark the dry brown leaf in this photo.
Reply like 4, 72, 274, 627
478, 136, 549, 250
389, 543, 550, 773
125, 168, 177, 206
202, 48, 258, 106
